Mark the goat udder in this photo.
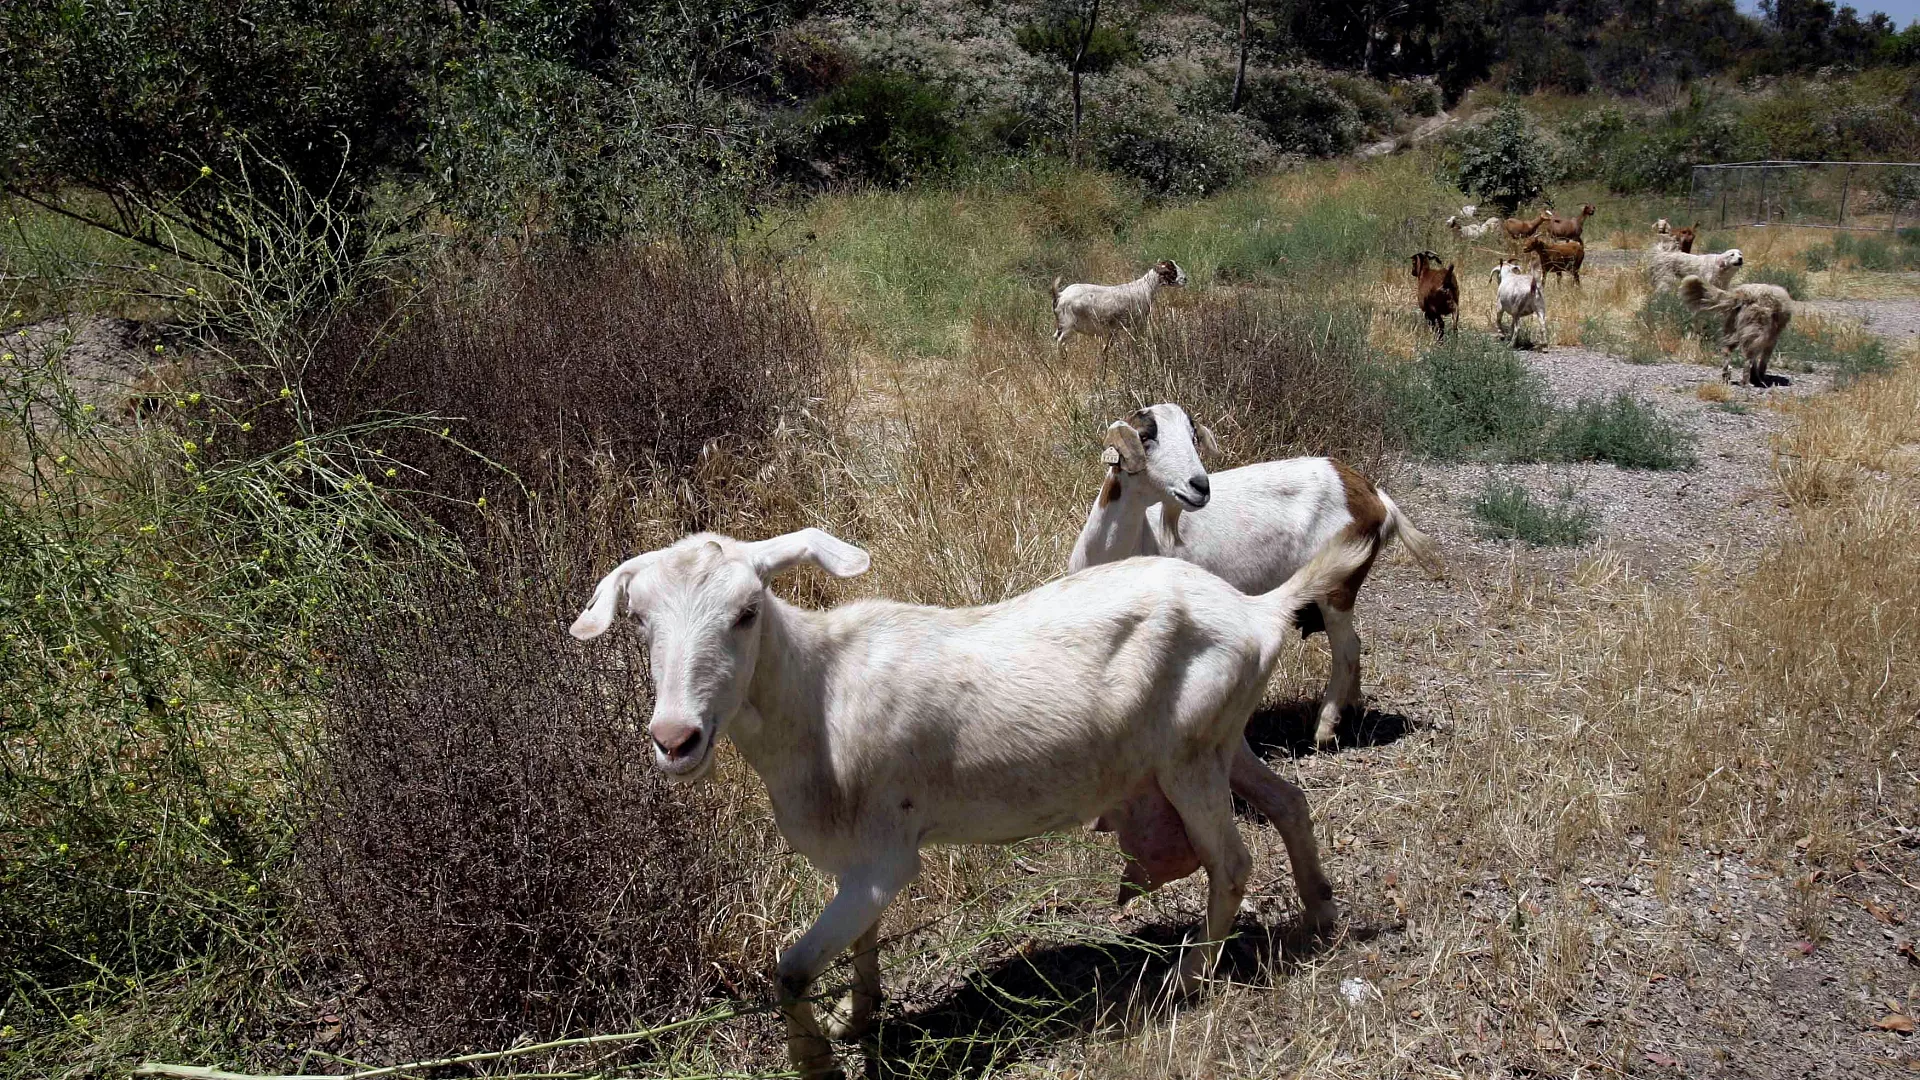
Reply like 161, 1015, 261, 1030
1094, 777, 1200, 900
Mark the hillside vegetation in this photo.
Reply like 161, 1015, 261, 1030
3, 1, 1920, 1077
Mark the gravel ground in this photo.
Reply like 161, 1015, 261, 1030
1804, 298, 1920, 342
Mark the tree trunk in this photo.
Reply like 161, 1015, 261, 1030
1231, 0, 1251, 110
1070, 0, 1101, 157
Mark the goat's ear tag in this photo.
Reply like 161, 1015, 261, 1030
1101, 446, 1121, 467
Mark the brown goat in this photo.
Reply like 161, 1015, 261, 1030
1524, 236, 1585, 284
1542, 204, 1595, 240
1502, 211, 1552, 241
1672, 223, 1698, 253
1411, 250, 1460, 340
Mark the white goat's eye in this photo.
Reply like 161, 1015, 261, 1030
735, 606, 758, 628
1142, 438, 1157, 449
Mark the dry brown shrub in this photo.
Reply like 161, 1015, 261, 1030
290, 243, 840, 529
297, 522, 759, 1050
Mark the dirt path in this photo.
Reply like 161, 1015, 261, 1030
1269, 302, 1920, 1080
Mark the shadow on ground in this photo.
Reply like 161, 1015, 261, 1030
1242, 698, 1423, 759
859, 914, 1375, 1079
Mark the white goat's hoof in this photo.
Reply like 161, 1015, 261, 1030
820, 991, 877, 1042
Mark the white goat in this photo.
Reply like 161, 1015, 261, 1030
1648, 247, 1743, 293
1490, 258, 1548, 344
572, 527, 1371, 1078
1051, 260, 1187, 346
1069, 405, 1439, 748
1460, 204, 1478, 219
1447, 214, 1504, 240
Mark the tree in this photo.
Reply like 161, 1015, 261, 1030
1017, 1, 1138, 150
1452, 99, 1553, 213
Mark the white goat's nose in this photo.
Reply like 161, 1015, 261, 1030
652, 720, 702, 760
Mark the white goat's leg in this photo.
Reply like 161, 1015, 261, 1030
820, 923, 881, 1042
1159, 759, 1251, 993
1314, 604, 1362, 748
1231, 741, 1338, 932
777, 855, 918, 1079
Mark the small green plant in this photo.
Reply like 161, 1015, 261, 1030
1637, 288, 1715, 341
1546, 392, 1696, 469
1778, 322, 1894, 386
1800, 244, 1831, 271
1713, 400, 1752, 414
1471, 479, 1597, 545
1746, 264, 1809, 298
1388, 331, 1553, 460
1582, 315, 1663, 363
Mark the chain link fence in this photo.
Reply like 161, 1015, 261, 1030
1688, 160, 1920, 232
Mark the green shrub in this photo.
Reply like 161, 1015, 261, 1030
1637, 288, 1715, 341
1236, 68, 1366, 157
1387, 331, 1553, 460
1545, 393, 1695, 469
1392, 80, 1443, 118
1746, 264, 1809, 297
1014, 14, 1140, 72
808, 72, 959, 185
1471, 479, 1597, 546
1088, 78, 1271, 197
1777, 322, 1894, 387
1451, 100, 1555, 213
1800, 244, 1832, 271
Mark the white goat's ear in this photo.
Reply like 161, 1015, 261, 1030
570, 552, 656, 641
1103, 420, 1147, 473
743, 528, 870, 581
1196, 424, 1220, 458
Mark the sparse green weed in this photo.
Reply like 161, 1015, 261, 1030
1471, 478, 1598, 545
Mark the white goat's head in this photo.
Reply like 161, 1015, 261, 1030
1653, 218, 1671, 234
1100, 403, 1217, 511
1491, 258, 1526, 284
1153, 260, 1189, 288
570, 529, 870, 781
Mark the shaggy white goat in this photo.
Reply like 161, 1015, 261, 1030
1490, 258, 1548, 344
1069, 404, 1440, 748
1648, 247, 1743, 293
1447, 214, 1505, 240
1680, 276, 1794, 387
1051, 260, 1187, 346
1460, 204, 1478, 219
572, 527, 1371, 1078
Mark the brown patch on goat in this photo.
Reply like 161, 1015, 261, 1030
1525, 236, 1585, 283
1098, 467, 1124, 507
1154, 260, 1179, 285
1327, 459, 1387, 613
1125, 407, 1159, 442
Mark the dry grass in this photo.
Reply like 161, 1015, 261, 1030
688, 169, 1920, 1079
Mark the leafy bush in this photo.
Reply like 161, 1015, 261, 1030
1746, 265, 1809, 297
1237, 68, 1367, 157
1471, 479, 1597, 546
297, 245, 837, 522
1387, 331, 1553, 460
1829, 231, 1920, 272
808, 71, 959, 184
1637, 288, 1716, 342
1, 327, 442, 1051
1088, 73, 1272, 197
1392, 80, 1443, 119
1014, 13, 1140, 71
1451, 100, 1555, 213
300, 538, 746, 1046
1545, 393, 1695, 469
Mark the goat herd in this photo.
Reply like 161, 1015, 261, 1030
572, 201, 1791, 1078
574, 400, 1444, 1075
1435, 203, 1794, 387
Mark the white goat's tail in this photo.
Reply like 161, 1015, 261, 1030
1050, 276, 1063, 309
1378, 487, 1444, 576
1257, 532, 1378, 655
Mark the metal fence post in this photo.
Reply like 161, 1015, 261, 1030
1838, 165, 1851, 229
